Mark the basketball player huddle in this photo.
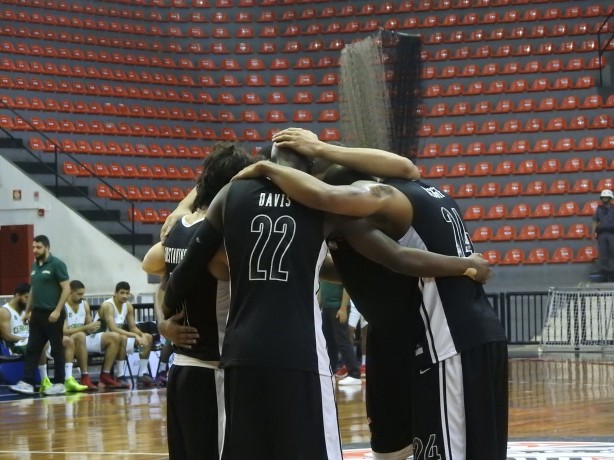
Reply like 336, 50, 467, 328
148, 128, 507, 460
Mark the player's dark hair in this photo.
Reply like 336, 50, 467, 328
322, 165, 375, 186
14, 283, 30, 296
70, 280, 85, 291
33, 235, 50, 248
115, 281, 131, 292
193, 142, 254, 210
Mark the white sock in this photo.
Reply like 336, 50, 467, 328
115, 361, 126, 378
362, 356, 366, 365
65, 362, 73, 378
38, 365, 48, 380
138, 359, 149, 377
158, 362, 167, 372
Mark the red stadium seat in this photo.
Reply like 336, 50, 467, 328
448, 162, 469, 177
525, 248, 549, 265
517, 224, 540, 241
573, 246, 598, 263
472, 226, 493, 242
565, 224, 590, 240
492, 225, 516, 241
456, 183, 477, 198
549, 247, 573, 264
538, 159, 560, 174
579, 200, 599, 216
546, 179, 570, 195
531, 202, 555, 218
509, 203, 530, 219
463, 205, 484, 221
485, 204, 507, 220
570, 178, 593, 196
500, 181, 523, 197
499, 248, 524, 265
482, 250, 501, 265
540, 224, 564, 240
584, 156, 608, 172
476, 182, 500, 197
555, 201, 580, 220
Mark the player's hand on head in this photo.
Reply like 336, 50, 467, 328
466, 252, 491, 284
272, 128, 322, 158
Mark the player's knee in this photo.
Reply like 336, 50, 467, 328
74, 332, 86, 344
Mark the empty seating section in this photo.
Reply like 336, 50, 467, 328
0, 0, 612, 241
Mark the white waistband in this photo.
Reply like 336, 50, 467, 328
173, 354, 219, 370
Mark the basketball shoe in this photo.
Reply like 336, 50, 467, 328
65, 376, 88, 392
137, 374, 155, 388
39, 376, 52, 394
9, 380, 36, 395
79, 374, 98, 391
99, 372, 129, 390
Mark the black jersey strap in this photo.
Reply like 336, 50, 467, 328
164, 218, 223, 315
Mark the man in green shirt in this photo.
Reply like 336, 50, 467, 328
10, 235, 71, 396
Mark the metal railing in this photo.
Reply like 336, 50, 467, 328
596, 7, 614, 87
0, 100, 138, 254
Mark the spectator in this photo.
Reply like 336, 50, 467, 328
347, 300, 368, 378
593, 189, 614, 282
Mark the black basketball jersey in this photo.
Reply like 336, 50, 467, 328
164, 216, 228, 362
329, 237, 420, 334
221, 178, 330, 375
384, 179, 507, 366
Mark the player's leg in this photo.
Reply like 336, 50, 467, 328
167, 365, 219, 460
96, 332, 127, 389
115, 336, 131, 386
411, 353, 468, 460
155, 340, 173, 386
366, 325, 414, 460
63, 335, 87, 392
136, 333, 154, 387
462, 341, 508, 460
321, 308, 339, 375
222, 367, 341, 460
334, 312, 361, 385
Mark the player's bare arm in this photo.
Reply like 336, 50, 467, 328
271, 127, 420, 180
0, 309, 23, 343
142, 242, 166, 276
338, 217, 491, 283
100, 302, 138, 339
160, 187, 196, 243
233, 161, 409, 224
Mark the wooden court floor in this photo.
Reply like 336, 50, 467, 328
1, 352, 614, 459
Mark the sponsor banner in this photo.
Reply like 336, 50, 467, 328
342, 442, 614, 459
